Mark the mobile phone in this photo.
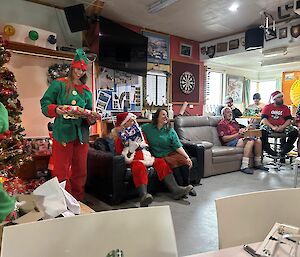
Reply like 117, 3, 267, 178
243, 245, 261, 257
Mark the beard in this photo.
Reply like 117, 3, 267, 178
275, 100, 283, 105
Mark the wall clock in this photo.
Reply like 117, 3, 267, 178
179, 71, 195, 94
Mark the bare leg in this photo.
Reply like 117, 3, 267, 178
243, 140, 254, 158
254, 139, 262, 157
254, 139, 269, 171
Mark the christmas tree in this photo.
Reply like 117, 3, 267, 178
0, 40, 31, 178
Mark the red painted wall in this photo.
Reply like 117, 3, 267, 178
170, 35, 203, 115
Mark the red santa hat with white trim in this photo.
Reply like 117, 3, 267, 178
116, 112, 137, 127
269, 90, 283, 103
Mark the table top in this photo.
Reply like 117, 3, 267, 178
184, 242, 300, 257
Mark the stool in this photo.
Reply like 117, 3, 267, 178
266, 132, 287, 170
293, 157, 300, 188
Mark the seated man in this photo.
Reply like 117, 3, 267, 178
217, 107, 268, 174
260, 91, 298, 159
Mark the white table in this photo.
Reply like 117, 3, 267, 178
185, 242, 300, 257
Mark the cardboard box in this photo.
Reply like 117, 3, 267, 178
243, 129, 262, 138
1, 206, 178, 257
0, 195, 44, 252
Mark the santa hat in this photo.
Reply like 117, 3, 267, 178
71, 48, 88, 71
116, 112, 137, 127
270, 91, 283, 103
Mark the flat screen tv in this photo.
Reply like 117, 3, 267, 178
98, 16, 148, 76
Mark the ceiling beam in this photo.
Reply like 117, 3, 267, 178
23, 0, 64, 9
86, 0, 104, 17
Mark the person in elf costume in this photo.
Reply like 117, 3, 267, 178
40, 48, 95, 201
114, 112, 193, 207
0, 102, 16, 222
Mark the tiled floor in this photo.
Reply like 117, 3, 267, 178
86, 163, 297, 257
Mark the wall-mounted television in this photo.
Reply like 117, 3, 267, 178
98, 16, 148, 76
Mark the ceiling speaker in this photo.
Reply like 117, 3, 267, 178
64, 4, 88, 33
245, 27, 264, 51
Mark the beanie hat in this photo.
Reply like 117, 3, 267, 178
270, 91, 283, 102
0, 102, 9, 134
116, 112, 137, 127
225, 96, 233, 104
253, 93, 261, 100
71, 48, 88, 71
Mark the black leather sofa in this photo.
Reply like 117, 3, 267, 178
86, 138, 204, 204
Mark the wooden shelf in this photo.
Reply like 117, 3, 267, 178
6, 41, 74, 60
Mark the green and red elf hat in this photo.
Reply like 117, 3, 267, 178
71, 48, 88, 71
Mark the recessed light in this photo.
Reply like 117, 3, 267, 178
228, 3, 239, 12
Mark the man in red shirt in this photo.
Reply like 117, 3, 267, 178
261, 91, 298, 158
217, 107, 268, 174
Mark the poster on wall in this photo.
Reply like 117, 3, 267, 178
142, 31, 170, 65
226, 75, 244, 104
172, 61, 199, 103
96, 68, 142, 113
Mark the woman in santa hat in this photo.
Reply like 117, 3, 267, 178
114, 112, 193, 207
40, 48, 95, 201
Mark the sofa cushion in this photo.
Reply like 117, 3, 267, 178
213, 154, 243, 164
212, 146, 244, 157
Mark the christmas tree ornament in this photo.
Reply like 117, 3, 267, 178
3, 25, 15, 36
28, 30, 39, 41
47, 34, 57, 45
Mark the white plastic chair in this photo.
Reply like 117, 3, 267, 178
215, 188, 300, 249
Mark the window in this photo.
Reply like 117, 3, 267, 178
249, 80, 277, 104
205, 71, 223, 112
145, 72, 168, 106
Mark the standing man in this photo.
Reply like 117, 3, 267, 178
246, 93, 265, 115
216, 96, 243, 119
260, 91, 298, 158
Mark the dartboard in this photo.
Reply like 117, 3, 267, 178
179, 72, 195, 94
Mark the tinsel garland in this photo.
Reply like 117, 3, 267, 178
47, 63, 70, 84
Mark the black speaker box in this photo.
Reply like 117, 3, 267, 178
64, 4, 88, 33
245, 27, 264, 51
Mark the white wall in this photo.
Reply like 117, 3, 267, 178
0, 0, 82, 48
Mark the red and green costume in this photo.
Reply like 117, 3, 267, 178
40, 49, 92, 200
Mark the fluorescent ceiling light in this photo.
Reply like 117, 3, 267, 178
262, 47, 288, 57
228, 3, 239, 12
148, 0, 179, 14
261, 56, 300, 66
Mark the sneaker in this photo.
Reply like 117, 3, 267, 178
140, 193, 153, 207
189, 188, 197, 196
254, 165, 269, 172
241, 168, 254, 174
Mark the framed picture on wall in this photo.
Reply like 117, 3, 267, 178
229, 39, 239, 50
180, 43, 192, 57
142, 31, 170, 65
216, 42, 228, 52
279, 27, 287, 39
226, 75, 244, 104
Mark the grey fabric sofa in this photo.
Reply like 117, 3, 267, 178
174, 116, 243, 177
